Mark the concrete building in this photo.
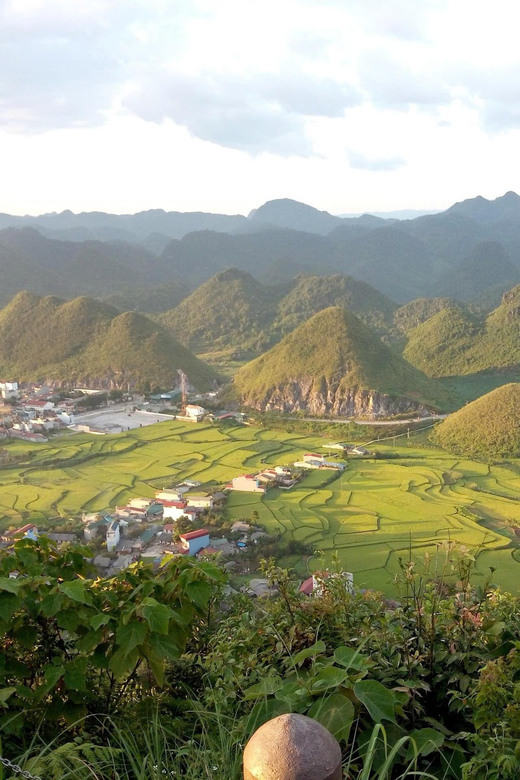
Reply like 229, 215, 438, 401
45, 533, 77, 544
161, 500, 188, 521
186, 495, 214, 509
303, 452, 325, 463
0, 381, 19, 400
184, 404, 206, 421
179, 528, 210, 555
0, 523, 38, 543
128, 498, 153, 510
106, 519, 120, 552
156, 489, 185, 502
230, 475, 266, 493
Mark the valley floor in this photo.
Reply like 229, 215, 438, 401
1, 419, 519, 594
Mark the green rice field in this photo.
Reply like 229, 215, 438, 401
2, 419, 520, 594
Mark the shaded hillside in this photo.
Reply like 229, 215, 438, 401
102, 280, 190, 314
234, 307, 447, 418
0, 293, 218, 390
404, 286, 520, 377
1, 193, 520, 306
330, 225, 434, 302
160, 228, 337, 289
434, 241, 519, 302
432, 383, 520, 458
394, 297, 456, 333
273, 274, 398, 340
403, 307, 483, 377
160, 269, 285, 353
0, 228, 173, 304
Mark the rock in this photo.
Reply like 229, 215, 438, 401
244, 714, 342, 780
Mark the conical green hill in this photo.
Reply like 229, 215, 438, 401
234, 307, 446, 414
0, 292, 218, 390
432, 383, 520, 458
160, 268, 283, 353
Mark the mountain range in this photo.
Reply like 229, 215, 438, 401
2, 191, 520, 305
0, 293, 218, 390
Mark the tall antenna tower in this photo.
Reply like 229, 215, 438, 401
178, 369, 188, 413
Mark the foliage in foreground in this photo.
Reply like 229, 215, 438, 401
2, 540, 520, 778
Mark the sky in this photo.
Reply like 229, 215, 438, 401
2, 0, 520, 216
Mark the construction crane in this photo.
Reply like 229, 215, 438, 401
178, 369, 188, 414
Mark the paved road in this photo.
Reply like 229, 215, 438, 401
302, 414, 448, 426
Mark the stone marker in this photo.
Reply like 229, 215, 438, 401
244, 714, 342, 780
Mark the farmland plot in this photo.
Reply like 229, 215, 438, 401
1, 420, 520, 594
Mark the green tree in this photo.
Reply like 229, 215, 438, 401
0, 537, 225, 739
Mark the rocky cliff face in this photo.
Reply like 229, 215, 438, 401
240, 378, 428, 419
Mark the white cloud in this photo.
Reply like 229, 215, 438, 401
1, 0, 520, 212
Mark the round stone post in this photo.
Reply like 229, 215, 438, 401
244, 714, 342, 780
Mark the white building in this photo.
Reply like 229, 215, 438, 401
156, 489, 185, 502
106, 519, 120, 552
184, 404, 206, 421
128, 498, 153, 510
186, 495, 214, 509
0, 382, 19, 400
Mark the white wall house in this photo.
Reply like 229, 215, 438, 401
0, 382, 19, 400
106, 519, 120, 552
185, 404, 206, 421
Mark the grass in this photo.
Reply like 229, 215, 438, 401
2, 420, 520, 595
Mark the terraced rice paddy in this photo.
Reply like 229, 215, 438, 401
1, 420, 520, 594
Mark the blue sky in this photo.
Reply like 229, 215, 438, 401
2, 0, 520, 215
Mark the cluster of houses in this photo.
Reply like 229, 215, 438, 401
293, 452, 346, 471
0, 381, 78, 442
228, 466, 297, 494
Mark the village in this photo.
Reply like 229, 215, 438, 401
0, 445, 359, 597
0, 379, 247, 439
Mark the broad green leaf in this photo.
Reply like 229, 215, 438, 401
109, 646, 139, 679
186, 580, 211, 609
310, 666, 348, 693
76, 628, 103, 653
275, 681, 307, 706
142, 644, 166, 687
142, 602, 172, 635
308, 693, 355, 742
90, 613, 111, 630
334, 646, 366, 671
0, 577, 21, 594
115, 621, 147, 652
56, 609, 82, 632
243, 676, 283, 700
40, 592, 65, 617
292, 641, 327, 666
245, 697, 290, 734
195, 561, 225, 580
0, 687, 16, 707
484, 621, 506, 637
64, 668, 87, 692
405, 728, 444, 760
0, 592, 18, 623
58, 581, 88, 604
148, 632, 182, 661
354, 680, 397, 723
14, 626, 37, 649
